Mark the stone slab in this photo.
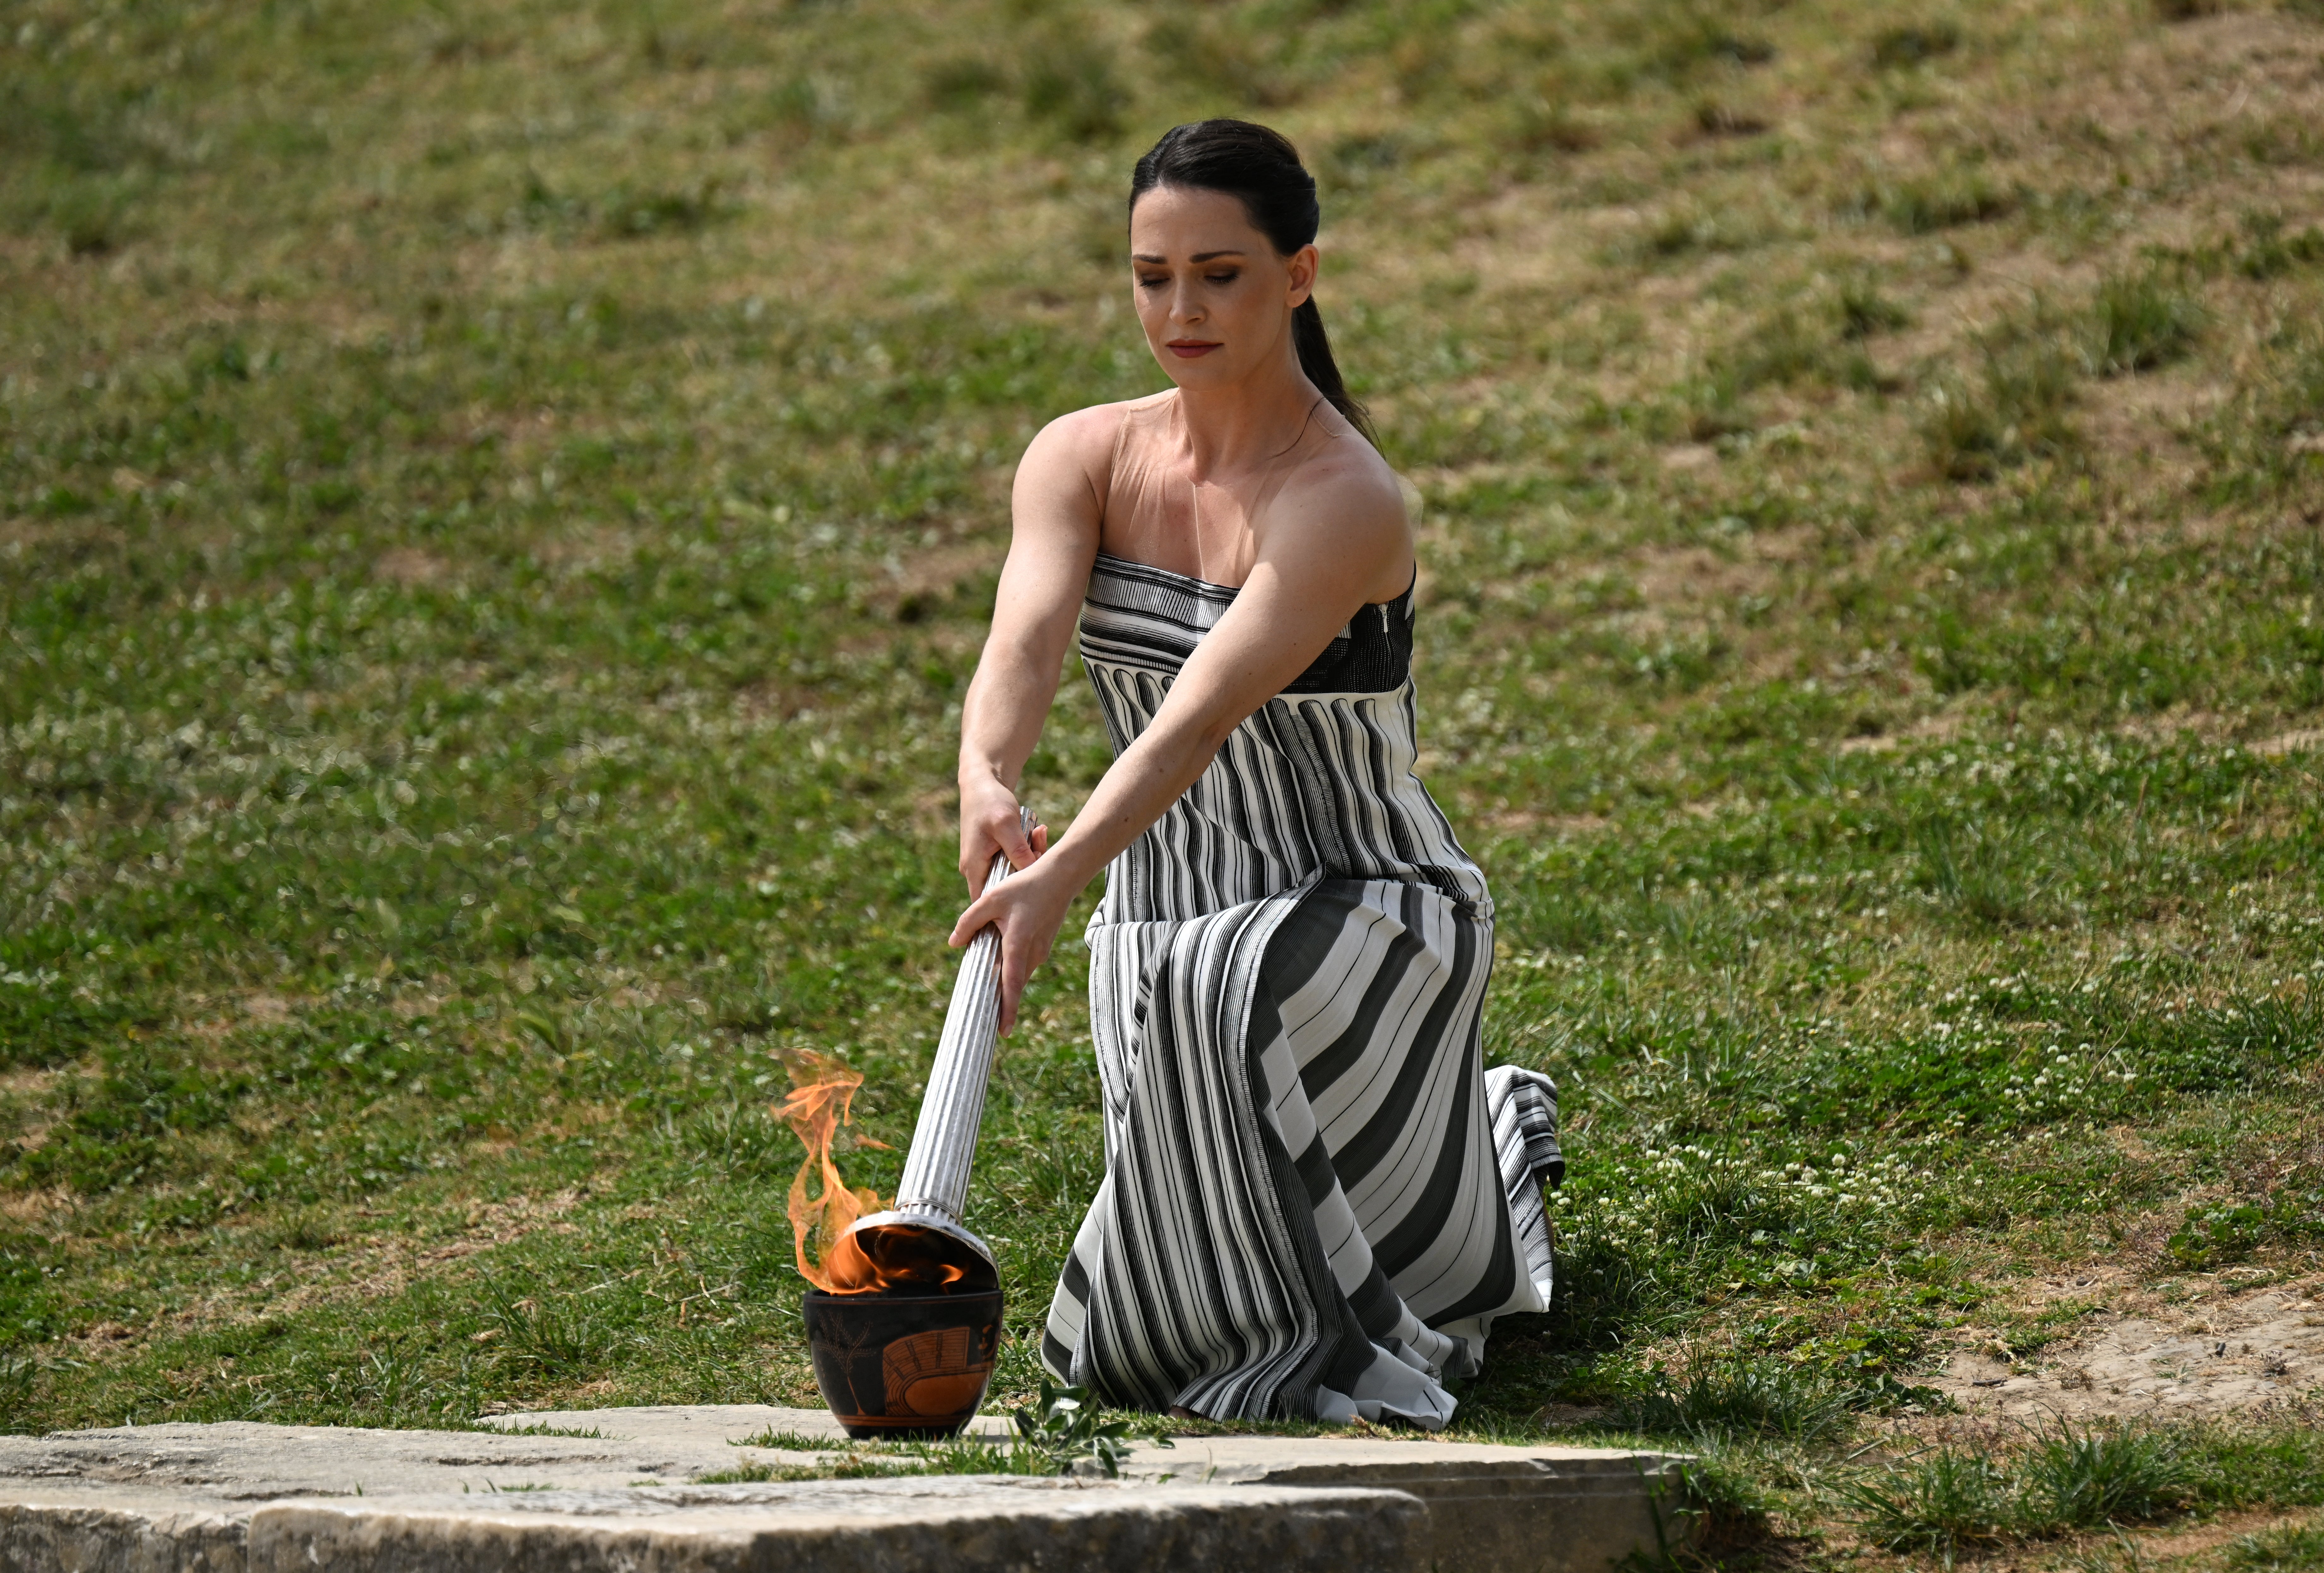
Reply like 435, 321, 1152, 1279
0, 1419, 774, 1503
0, 1409, 1688, 1573
0, 1475, 1420, 1573
488, 1404, 1689, 1573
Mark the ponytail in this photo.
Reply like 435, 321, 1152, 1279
1291, 297, 1375, 445
1130, 119, 1376, 448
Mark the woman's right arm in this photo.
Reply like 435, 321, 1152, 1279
955, 406, 1115, 893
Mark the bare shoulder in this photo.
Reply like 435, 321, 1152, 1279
1020, 393, 1165, 483
1296, 428, 1404, 512
1267, 428, 1410, 570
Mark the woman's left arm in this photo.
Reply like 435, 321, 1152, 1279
949, 461, 1409, 1030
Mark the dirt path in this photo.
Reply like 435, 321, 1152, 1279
1929, 1272, 2324, 1420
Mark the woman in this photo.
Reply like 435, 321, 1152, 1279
948, 119, 1562, 1428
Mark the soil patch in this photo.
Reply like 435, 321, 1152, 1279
1930, 1271, 2324, 1420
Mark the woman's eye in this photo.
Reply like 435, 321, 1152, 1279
1206, 271, 1239, 284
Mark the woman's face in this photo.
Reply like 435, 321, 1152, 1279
1128, 184, 1316, 394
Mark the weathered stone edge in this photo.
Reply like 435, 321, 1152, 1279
248, 1485, 1425, 1573
2, 1499, 252, 1573
1, 1481, 1428, 1573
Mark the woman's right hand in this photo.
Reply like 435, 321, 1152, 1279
958, 775, 1048, 895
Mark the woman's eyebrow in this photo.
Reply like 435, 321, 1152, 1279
1129, 250, 1251, 264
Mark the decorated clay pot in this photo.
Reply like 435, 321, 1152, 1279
802, 1288, 1003, 1439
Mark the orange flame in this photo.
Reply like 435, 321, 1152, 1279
777, 1051, 885, 1293
777, 1051, 979, 1296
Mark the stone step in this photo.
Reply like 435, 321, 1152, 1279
486, 1404, 1693, 1573
3, 1474, 1420, 1573
0, 1408, 1690, 1573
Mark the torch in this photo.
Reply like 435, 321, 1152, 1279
800, 809, 1030, 1437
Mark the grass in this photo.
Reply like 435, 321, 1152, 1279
1871, 23, 1963, 68
2238, 213, 2324, 281
1845, 1448, 2021, 1558
708, 1385, 1157, 1482
1870, 171, 2020, 235
1919, 331, 2081, 479
2087, 268, 2206, 376
729, 1427, 845, 1451
1839, 277, 1916, 340
2231, 1519, 2324, 1573
2, 0, 2323, 1561
1610, 1358, 1862, 1444
2017, 1423, 2201, 1532
696, 1437, 1050, 1481
1843, 1421, 2324, 1561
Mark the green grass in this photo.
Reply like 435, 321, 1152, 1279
2088, 267, 2206, 376
1919, 312, 2084, 479
2232, 1518, 2324, 1573
696, 1437, 1051, 1482
1609, 1358, 1865, 1444
2238, 213, 2324, 281
1871, 22, 1963, 68
3, 0, 2324, 1559
2017, 1423, 2201, 1532
1868, 170, 2020, 235
729, 1426, 845, 1451
1841, 1422, 2324, 1558
1844, 1448, 2022, 1558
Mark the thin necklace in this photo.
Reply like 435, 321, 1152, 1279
1264, 397, 1330, 461
1187, 397, 1328, 579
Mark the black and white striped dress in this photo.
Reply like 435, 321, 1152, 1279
1041, 551, 1564, 1428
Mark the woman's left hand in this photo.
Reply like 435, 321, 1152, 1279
948, 838, 1070, 1035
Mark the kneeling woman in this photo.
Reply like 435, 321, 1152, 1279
949, 119, 1562, 1429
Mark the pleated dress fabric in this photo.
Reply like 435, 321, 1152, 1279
1041, 549, 1565, 1429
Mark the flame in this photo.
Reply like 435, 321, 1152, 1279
777, 1051, 978, 1296
777, 1051, 885, 1294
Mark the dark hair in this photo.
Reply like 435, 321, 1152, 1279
1129, 119, 1375, 444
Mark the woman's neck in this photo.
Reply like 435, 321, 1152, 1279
1170, 344, 1323, 483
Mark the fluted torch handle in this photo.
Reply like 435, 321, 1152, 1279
891, 806, 1032, 1226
